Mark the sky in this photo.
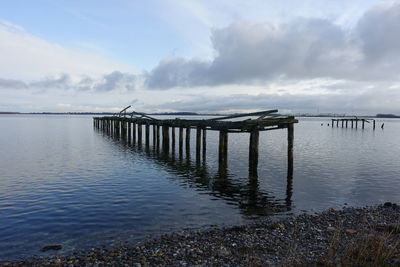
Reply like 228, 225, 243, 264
1, 0, 400, 115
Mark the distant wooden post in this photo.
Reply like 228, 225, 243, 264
331, 119, 334, 127
196, 127, 201, 161
355, 120, 358, 128
373, 120, 376, 130
138, 123, 142, 146
249, 129, 259, 170
351, 120, 354, 128
336, 120, 339, 127
341, 120, 344, 128
345, 120, 348, 128
162, 125, 170, 152
121, 120, 127, 139
362, 119, 365, 129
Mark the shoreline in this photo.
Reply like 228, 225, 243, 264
3, 203, 400, 266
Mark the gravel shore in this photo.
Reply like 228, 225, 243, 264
3, 203, 400, 266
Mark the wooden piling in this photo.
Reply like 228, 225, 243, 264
179, 127, 183, 157
341, 120, 344, 128
219, 130, 228, 166
362, 119, 365, 129
171, 127, 176, 152
373, 120, 376, 130
138, 124, 142, 146
156, 125, 160, 150
196, 127, 201, 160
145, 124, 150, 146
186, 127, 191, 154
162, 125, 169, 152
132, 123, 136, 144
287, 124, 294, 176
153, 124, 156, 146
249, 129, 259, 169
202, 128, 207, 161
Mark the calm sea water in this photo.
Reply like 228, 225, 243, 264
1, 115, 399, 260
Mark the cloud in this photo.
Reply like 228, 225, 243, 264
0, 20, 134, 80
146, 2, 400, 89
0, 78, 28, 90
0, 71, 139, 92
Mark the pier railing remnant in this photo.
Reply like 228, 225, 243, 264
93, 108, 298, 172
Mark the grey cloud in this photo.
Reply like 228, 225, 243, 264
146, 3, 400, 89
0, 78, 28, 89
0, 71, 138, 92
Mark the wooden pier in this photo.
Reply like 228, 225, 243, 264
93, 107, 298, 172
331, 117, 376, 130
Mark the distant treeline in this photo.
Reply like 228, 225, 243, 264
376, 114, 400, 118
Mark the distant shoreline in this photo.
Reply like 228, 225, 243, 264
1, 112, 399, 118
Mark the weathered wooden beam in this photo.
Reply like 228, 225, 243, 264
208, 109, 278, 121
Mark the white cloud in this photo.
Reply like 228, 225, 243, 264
0, 20, 135, 80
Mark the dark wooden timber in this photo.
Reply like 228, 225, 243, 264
94, 108, 298, 173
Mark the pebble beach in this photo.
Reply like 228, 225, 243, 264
3, 203, 400, 266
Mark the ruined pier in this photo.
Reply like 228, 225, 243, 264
93, 107, 298, 172
331, 117, 376, 130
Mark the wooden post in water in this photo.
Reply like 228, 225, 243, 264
202, 128, 207, 161
219, 130, 228, 166
137, 123, 142, 146
351, 120, 354, 128
287, 123, 294, 178
341, 120, 344, 128
345, 120, 348, 128
156, 125, 160, 150
185, 127, 191, 156
355, 119, 358, 129
145, 124, 150, 147
249, 129, 259, 171
127, 122, 131, 142
162, 125, 170, 152
179, 127, 183, 157
121, 120, 126, 139
132, 123, 136, 144
171, 127, 176, 152
373, 120, 376, 130
153, 124, 156, 146
362, 119, 365, 129
336, 120, 339, 127
196, 127, 201, 161
331, 119, 334, 127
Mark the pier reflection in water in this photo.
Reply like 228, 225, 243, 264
96, 125, 294, 218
